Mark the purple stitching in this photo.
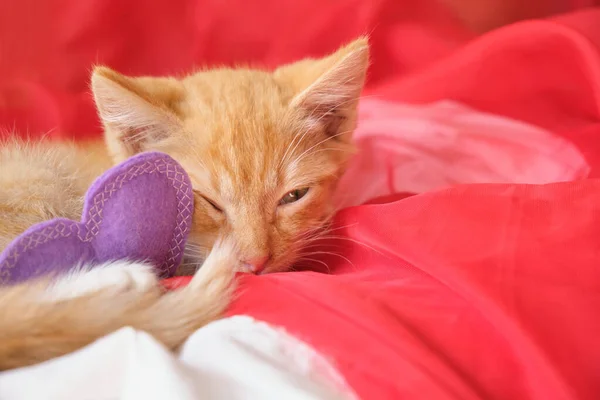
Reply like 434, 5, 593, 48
0, 155, 192, 282
0, 222, 78, 283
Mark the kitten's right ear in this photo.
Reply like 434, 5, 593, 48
91, 66, 184, 161
274, 37, 369, 142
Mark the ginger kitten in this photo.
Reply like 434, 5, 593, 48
91, 37, 369, 274
0, 37, 369, 369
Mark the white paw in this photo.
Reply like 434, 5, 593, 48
44, 260, 159, 301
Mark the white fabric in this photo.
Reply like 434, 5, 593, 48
0, 316, 356, 400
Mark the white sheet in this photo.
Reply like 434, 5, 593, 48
0, 316, 356, 400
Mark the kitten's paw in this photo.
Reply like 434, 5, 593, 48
45, 260, 159, 301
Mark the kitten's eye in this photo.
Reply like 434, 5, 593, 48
279, 188, 309, 206
194, 191, 223, 213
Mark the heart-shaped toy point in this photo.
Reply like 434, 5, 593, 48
0, 151, 194, 284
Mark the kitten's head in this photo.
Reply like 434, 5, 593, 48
91, 38, 369, 274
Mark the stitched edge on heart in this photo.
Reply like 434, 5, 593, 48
0, 153, 193, 282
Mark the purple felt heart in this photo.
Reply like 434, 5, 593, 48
0, 152, 194, 284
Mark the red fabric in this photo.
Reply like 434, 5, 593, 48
3, 1, 600, 399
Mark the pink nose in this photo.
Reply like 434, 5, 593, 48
242, 255, 269, 273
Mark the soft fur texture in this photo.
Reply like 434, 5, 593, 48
0, 37, 369, 369
0, 139, 111, 251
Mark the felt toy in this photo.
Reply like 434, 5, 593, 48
0, 152, 194, 285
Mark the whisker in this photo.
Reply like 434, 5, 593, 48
297, 257, 331, 273
300, 243, 345, 250
279, 128, 305, 171
279, 94, 382, 171
291, 129, 353, 167
178, 262, 202, 267
299, 94, 347, 133
183, 250, 207, 259
308, 95, 379, 127
327, 222, 359, 232
300, 222, 357, 238
302, 250, 357, 271
279, 124, 315, 171
294, 147, 355, 166
185, 243, 208, 250
184, 246, 204, 252
310, 235, 387, 257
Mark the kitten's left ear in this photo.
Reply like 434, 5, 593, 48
91, 66, 184, 162
274, 37, 370, 141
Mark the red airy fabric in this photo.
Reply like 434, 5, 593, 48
168, 180, 600, 399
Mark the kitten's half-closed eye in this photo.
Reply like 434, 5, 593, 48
279, 188, 309, 206
194, 190, 224, 213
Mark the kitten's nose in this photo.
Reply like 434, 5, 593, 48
242, 255, 270, 274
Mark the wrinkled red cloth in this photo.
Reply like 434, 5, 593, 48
3, 1, 600, 399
